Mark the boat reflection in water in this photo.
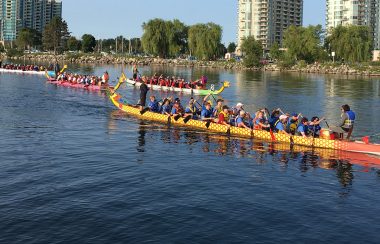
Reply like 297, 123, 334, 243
108, 110, 380, 188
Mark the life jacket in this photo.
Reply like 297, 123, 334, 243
288, 119, 298, 135
343, 111, 355, 128
253, 117, 264, 130
186, 105, 197, 115
297, 123, 309, 136
214, 106, 223, 117
218, 111, 229, 124
269, 116, 279, 130
273, 119, 281, 132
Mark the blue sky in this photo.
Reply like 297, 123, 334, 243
63, 0, 325, 44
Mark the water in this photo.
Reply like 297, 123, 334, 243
1, 65, 380, 243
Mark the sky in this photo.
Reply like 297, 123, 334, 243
63, 0, 326, 44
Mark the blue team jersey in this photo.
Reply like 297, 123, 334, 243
162, 104, 172, 114
275, 122, 285, 131
201, 109, 213, 119
148, 100, 160, 112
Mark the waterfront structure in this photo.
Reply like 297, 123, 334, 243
237, 0, 303, 50
0, 0, 62, 42
326, 0, 380, 50
0, 0, 22, 41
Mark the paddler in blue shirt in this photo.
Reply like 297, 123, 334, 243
275, 115, 290, 135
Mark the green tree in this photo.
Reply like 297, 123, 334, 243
141, 19, 187, 57
167, 19, 188, 56
67, 36, 81, 51
269, 42, 283, 60
141, 18, 170, 57
0, 43, 4, 53
42, 17, 70, 54
241, 36, 263, 67
188, 23, 222, 60
16, 28, 42, 50
81, 34, 96, 53
283, 25, 325, 63
326, 25, 372, 63
227, 42, 237, 53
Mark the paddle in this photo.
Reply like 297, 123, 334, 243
210, 93, 217, 104
140, 107, 150, 115
183, 115, 192, 123
269, 128, 276, 141
174, 114, 182, 121
205, 120, 212, 128
325, 120, 330, 129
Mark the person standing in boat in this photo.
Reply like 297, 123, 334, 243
139, 76, 149, 111
54, 61, 61, 77
132, 64, 139, 80
332, 104, 356, 139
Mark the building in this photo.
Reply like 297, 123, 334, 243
326, 0, 380, 50
0, 0, 62, 42
237, 0, 303, 51
0, 0, 22, 41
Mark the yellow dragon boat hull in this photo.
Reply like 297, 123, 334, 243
108, 91, 380, 156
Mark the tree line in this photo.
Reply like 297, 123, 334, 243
1, 16, 375, 66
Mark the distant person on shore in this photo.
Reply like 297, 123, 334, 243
139, 76, 149, 111
331, 104, 355, 139
132, 64, 139, 80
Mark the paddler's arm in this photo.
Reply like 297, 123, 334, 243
203, 94, 211, 103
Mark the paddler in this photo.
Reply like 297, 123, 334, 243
171, 98, 184, 117
148, 95, 160, 112
184, 98, 200, 119
201, 102, 214, 121
309, 116, 324, 137
213, 99, 224, 117
287, 113, 301, 135
217, 105, 231, 127
253, 110, 270, 131
236, 111, 251, 129
296, 117, 310, 138
274, 114, 290, 135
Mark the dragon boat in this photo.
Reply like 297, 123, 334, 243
45, 65, 115, 91
0, 68, 46, 75
108, 79, 380, 158
47, 79, 111, 91
124, 73, 230, 96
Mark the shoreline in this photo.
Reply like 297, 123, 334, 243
3, 53, 380, 76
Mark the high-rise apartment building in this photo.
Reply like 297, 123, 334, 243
326, 0, 380, 50
237, 0, 303, 50
0, 0, 22, 41
0, 0, 62, 42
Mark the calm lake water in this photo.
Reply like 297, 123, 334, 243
1, 63, 380, 243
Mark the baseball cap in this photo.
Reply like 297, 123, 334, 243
279, 115, 288, 120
